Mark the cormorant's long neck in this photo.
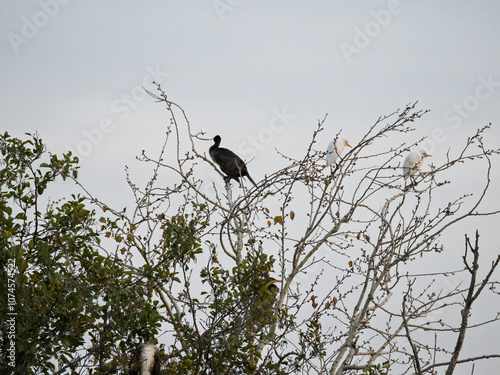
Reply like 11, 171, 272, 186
210, 137, 221, 153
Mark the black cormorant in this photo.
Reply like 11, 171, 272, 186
209, 135, 257, 187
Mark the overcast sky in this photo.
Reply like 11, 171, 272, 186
1, 1, 499, 373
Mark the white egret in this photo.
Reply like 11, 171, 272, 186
130, 343, 160, 375
326, 138, 352, 166
403, 149, 431, 181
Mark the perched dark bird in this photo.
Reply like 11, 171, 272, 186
130, 343, 160, 375
265, 277, 280, 297
253, 277, 280, 317
251, 276, 280, 336
209, 135, 257, 187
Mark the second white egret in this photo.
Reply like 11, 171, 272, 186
403, 149, 432, 181
326, 138, 352, 166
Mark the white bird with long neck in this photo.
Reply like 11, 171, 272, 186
403, 149, 432, 181
130, 343, 160, 375
326, 138, 352, 166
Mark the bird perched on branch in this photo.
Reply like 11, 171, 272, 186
251, 277, 280, 332
261, 277, 280, 301
130, 343, 160, 375
403, 149, 432, 182
326, 138, 352, 165
209, 135, 257, 187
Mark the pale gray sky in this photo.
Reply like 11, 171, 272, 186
1, 1, 499, 373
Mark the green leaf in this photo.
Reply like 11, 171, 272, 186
16, 246, 24, 259
18, 260, 27, 273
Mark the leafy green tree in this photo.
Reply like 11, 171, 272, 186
0, 133, 162, 374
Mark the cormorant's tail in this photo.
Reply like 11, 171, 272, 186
247, 174, 257, 187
